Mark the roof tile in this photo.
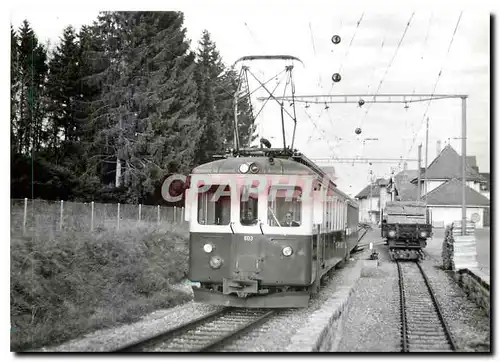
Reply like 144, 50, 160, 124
423, 178, 490, 206
412, 145, 485, 181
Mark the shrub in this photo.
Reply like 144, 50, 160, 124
10, 223, 191, 351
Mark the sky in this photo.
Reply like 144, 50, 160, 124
8, 1, 492, 198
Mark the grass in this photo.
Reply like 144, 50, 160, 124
10, 222, 192, 352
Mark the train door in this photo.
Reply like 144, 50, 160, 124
312, 187, 325, 291
319, 188, 327, 269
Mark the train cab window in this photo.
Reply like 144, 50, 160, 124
240, 184, 258, 226
197, 185, 231, 225
268, 186, 302, 227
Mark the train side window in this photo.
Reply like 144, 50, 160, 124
340, 201, 343, 230
330, 199, 334, 232
324, 200, 328, 231
326, 200, 331, 232
268, 186, 302, 227
197, 184, 231, 225
335, 199, 340, 230
332, 199, 337, 231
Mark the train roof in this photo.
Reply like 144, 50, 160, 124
191, 151, 357, 206
192, 156, 315, 175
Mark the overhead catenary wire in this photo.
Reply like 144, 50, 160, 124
408, 12, 433, 104
365, 36, 386, 93
301, 14, 364, 158
327, 13, 365, 95
303, 107, 336, 156
358, 12, 415, 130
405, 11, 463, 160
308, 21, 323, 89
397, 12, 434, 169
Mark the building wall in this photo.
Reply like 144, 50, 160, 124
429, 206, 484, 229
379, 186, 388, 210
357, 196, 380, 223
422, 180, 445, 196
422, 180, 482, 196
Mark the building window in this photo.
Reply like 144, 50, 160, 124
197, 185, 231, 225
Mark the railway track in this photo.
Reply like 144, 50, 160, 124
112, 307, 276, 352
397, 261, 456, 352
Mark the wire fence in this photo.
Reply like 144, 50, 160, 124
11, 198, 187, 235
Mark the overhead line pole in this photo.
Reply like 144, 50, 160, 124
424, 117, 430, 205
417, 144, 422, 201
461, 97, 467, 236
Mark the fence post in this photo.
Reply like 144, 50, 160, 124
60, 200, 64, 231
91, 201, 94, 231
23, 198, 28, 235
174, 206, 177, 223
138, 204, 142, 223
117, 203, 120, 231
157, 205, 160, 225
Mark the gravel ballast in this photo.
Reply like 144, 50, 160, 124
336, 242, 401, 352
336, 229, 490, 353
216, 259, 362, 352
418, 260, 490, 352
36, 284, 225, 352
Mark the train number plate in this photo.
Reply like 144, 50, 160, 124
243, 235, 254, 242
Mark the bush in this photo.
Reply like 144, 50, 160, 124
10, 223, 191, 351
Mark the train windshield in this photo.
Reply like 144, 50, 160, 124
240, 184, 258, 226
197, 185, 231, 225
268, 186, 302, 227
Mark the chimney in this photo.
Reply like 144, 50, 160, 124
436, 140, 441, 157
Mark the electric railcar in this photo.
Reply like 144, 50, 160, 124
183, 149, 360, 308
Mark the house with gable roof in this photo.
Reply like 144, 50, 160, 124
389, 144, 489, 228
411, 144, 487, 197
355, 178, 390, 224
388, 165, 420, 202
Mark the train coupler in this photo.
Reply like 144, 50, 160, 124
223, 278, 258, 296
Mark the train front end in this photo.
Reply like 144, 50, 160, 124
184, 158, 317, 308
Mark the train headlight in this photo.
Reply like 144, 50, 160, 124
420, 231, 427, 238
203, 243, 214, 253
282, 246, 293, 257
239, 163, 250, 173
249, 163, 259, 173
388, 230, 396, 238
209, 256, 223, 269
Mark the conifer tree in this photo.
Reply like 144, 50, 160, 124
15, 20, 48, 155
11, 25, 19, 155
46, 26, 82, 156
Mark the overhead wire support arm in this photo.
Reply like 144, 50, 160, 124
280, 70, 291, 149
233, 67, 245, 152
311, 157, 418, 164
260, 94, 467, 104
289, 66, 298, 150
247, 69, 296, 121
